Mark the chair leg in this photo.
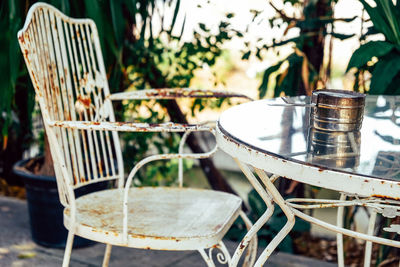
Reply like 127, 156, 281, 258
102, 244, 112, 267
198, 249, 216, 267
62, 231, 75, 267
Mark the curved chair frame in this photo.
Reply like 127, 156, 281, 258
18, 3, 256, 267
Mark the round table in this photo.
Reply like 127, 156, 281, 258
216, 95, 400, 267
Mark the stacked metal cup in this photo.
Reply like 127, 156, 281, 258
307, 89, 365, 169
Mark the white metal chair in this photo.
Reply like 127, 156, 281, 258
18, 3, 256, 267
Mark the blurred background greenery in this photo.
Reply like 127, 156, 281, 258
1, 0, 400, 263
3, 0, 397, 186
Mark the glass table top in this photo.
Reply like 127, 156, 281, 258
218, 95, 400, 181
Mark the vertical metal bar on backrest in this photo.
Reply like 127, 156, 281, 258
20, 3, 123, 192
31, 12, 70, 202
50, 10, 80, 184
30, 19, 52, 120
68, 22, 92, 184
44, 8, 73, 180
84, 24, 110, 178
18, 6, 70, 207
55, 16, 83, 184
90, 21, 124, 187
75, 24, 99, 181
36, 11, 58, 123
37, 9, 67, 185
79, 24, 103, 179
62, 19, 86, 185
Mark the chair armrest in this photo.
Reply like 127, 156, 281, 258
48, 120, 213, 133
108, 88, 253, 101
121, 129, 218, 242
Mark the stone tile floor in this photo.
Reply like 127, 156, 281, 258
0, 196, 336, 266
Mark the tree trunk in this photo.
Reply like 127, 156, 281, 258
300, 0, 333, 94
280, 0, 332, 195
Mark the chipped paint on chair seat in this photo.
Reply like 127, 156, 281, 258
65, 187, 242, 250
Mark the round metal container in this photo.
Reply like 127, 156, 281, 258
311, 89, 365, 132
307, 127, 361, 169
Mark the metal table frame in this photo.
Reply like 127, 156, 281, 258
216, 99, 400, 267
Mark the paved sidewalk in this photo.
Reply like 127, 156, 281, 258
0, 196, 337, 266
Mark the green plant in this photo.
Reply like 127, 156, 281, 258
0, 0, 35, 184
347, 0, 400, 94
1, 0, 239, 192
240, 0, 356, 98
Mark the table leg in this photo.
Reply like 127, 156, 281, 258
253, 168, 295, 267
337, 193, 346, 267
231, 159, 273, 266
238, 210, 258, 267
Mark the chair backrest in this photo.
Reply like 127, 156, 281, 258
18, 3, 124, 206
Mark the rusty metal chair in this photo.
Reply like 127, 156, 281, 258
18, 3, 256, 267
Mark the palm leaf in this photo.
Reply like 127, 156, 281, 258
376, 0, 400, 43
359, 0, 399, 43
259, 61, 283, 99
110, 0, 125, 47
346, 41, 394, 72
170, 0, 180, 33
369, 52, 400, 94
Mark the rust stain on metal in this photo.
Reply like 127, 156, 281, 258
77, 95, 91, 108
371, 195, 400, 201
98, 161, 103, 177
129, 234, 178, 241
139, 88, 252, 100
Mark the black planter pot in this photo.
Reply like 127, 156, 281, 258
13, 158, 108, 248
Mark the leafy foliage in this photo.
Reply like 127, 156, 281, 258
346, 41, 394, 71
0, 1, 35, 183
1, 0, 236, 186
240, 0, 356, 98
347, 0, 400, 94
100, 1, 236, 184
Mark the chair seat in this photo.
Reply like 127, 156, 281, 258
64, 187, 242, 250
